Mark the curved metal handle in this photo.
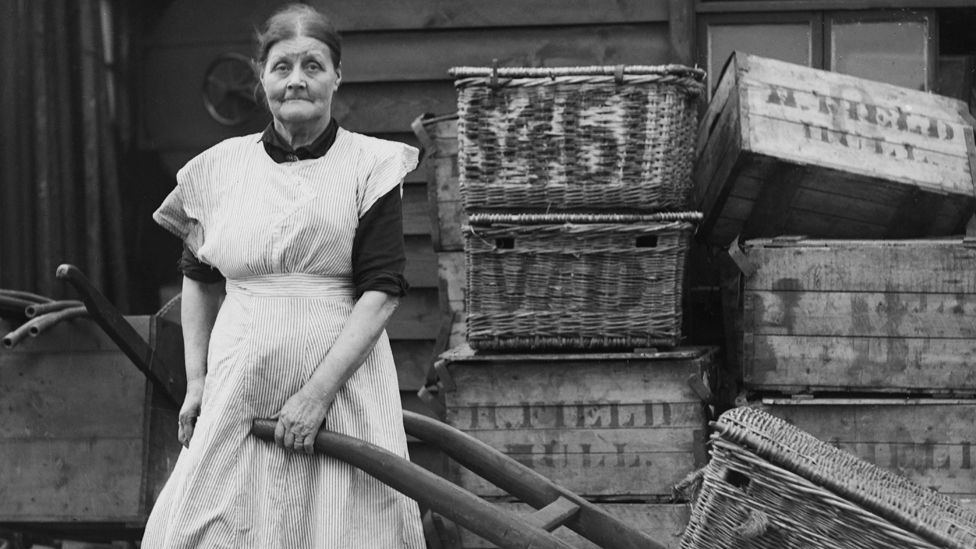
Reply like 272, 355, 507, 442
250, 418, 575, 549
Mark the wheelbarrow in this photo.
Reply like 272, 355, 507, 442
0, 266, 185, 547
57, 264, 669, 549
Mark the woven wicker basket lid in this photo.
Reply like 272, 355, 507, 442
714, 407, 976, 549
449, 64, 706, 95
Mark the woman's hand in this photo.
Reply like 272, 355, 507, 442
274, 387, 335, 454
178, 378, 205, 448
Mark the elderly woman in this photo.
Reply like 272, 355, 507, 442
143, 4, 425, 547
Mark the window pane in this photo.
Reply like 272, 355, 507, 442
830, 20, 930, 91
708, 23, 813, 90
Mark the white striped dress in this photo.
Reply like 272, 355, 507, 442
144, 129, 425, 548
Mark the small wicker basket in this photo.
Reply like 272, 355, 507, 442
464, 212, 700, 351
451, 65, 706, 212
681, 407, 976, 549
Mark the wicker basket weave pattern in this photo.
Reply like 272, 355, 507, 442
681, 407, 976, 549
464, 216, 696, 351
453, 66, 705, 212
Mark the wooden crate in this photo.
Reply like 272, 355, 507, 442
436, 345, 716, 499
0, 316, 183, 525
695, 52, 976, 246
726, 237, 976, 395
436, 251, 466, 352
457, 502, 689, 548
413, 113, 465, 253
756, 398, 976, 500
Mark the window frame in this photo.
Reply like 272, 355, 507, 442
695, 0, 973, 13
696, 11, 824, 98
824, 9, 937, 91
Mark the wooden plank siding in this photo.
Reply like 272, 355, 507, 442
141, 0, 677, 393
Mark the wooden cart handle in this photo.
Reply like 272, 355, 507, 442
402, 411, 666, 549
56, 264, 183, 408
250, 418, 575, 549
252, 412, 666, 549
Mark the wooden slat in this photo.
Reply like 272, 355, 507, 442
668, 0, 695, 66
745, 290, 976, 338
527, 497, 579, 532
0, 439, 145, 521
743, 241, 976, 293
767, 209, 891, 240
744, 334, 976, 393
447, 402, 706, 433
147, 23, 672, 84
457, 452, 700, 499
748, 114, 972, 195
453, 425, 703, 454
693, 90, 743, 235
335, 81, 457, 133
738, 52, 971, 124
790, 185, 900, 224
391, 339, 435, 390
387, 287, 442, 340
348, 24, 669, 82
696, 51, 739, 156
438, 251, 465, 309
149, 0, 670, 46
742, 81, 972, 158
758, 400, 976, 497
404, 235, 437, 288
414, 115, 465, 252
459, 502, 689, 549
321, 0, 671, 31
446, 359, 707, 405
0, 344, 147, 440
402, 182, 432, 236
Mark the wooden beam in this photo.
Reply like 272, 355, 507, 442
79, 0, 105, 292
150, 0, 671, 47
387, 288, 441, 340
669, 0, 696, 66
695, 0, 976, 12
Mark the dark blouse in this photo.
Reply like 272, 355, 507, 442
179, 119, 409, 298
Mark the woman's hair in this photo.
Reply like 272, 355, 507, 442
254, 3, 342, 69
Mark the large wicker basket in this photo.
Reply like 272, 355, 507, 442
464, 212, 699, 351
681, 407, 976, 549
451, 65, 706, 212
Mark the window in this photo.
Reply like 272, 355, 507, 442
698, 10, 935, 95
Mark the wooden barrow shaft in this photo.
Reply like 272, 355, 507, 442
252, 411, 668, 549
251, 418, 576, 549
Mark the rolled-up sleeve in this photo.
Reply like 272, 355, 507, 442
352, 186, 408, 298
178, 243, 225, 283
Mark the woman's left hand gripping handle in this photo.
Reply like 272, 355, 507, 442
275, 388, 334, 455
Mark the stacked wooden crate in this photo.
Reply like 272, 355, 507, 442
436, 346, 714, 549
693, 52, 976, 510
416, 64, 717, 548
0, 316, 183, 529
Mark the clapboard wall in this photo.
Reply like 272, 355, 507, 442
139, 0, 677, 395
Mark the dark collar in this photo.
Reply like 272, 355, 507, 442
260, 118, 339, 163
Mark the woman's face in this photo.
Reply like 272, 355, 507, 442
260, 35, 341, 131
